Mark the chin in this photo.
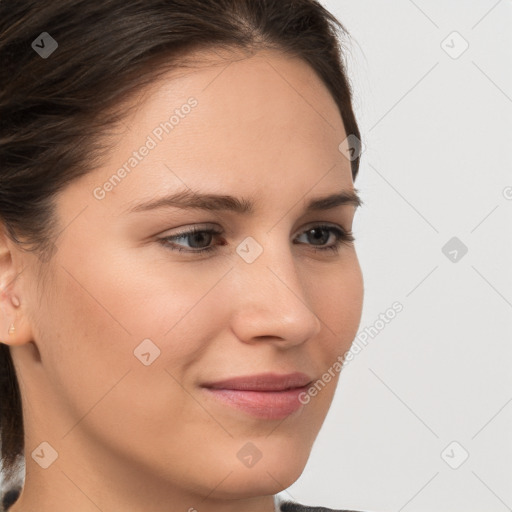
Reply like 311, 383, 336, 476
235, 444, 309, 491
194, 438, 311, 499
211, 463, 306, 499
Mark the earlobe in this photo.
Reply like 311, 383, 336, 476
0, 294, 34, 347
0, 226, 34, 347
0, 321, 16, 344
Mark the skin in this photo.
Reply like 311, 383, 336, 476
0, 48, 364, 512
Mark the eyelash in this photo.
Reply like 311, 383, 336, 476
158, 224, 355, 256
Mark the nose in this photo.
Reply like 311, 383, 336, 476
228, 236, 322, 349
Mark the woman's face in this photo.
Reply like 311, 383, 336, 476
8, 49, 364, 511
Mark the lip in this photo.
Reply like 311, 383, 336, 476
201, 372, 313, 391
200, 372, 313, 420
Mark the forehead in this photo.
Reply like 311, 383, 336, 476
77, 48, 353, 210
125, 47, 345, 130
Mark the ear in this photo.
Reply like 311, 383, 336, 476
0, 222, 34, 347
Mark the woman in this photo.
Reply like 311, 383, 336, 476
0, 1, 369, 510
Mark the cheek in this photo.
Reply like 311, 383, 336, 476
35, 260, 204, 445
42, 246, 226, 402
308, 255, 364, 352
289, 255, 363, 413
35, 265, 136, 427
71, 240, 230, 341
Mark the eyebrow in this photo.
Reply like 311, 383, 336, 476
126, 188, 363, 215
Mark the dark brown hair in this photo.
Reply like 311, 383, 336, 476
0, 0, 361, 487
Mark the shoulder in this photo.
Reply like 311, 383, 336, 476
278, 500, 372, 512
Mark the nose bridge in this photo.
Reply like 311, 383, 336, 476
228, 228, 322, 345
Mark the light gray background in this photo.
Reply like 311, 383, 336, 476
276, 1, 512, 511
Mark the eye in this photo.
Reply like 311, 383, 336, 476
294, 224, 355, 254
158, 224, 355, 255
158, 226, 223, 254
